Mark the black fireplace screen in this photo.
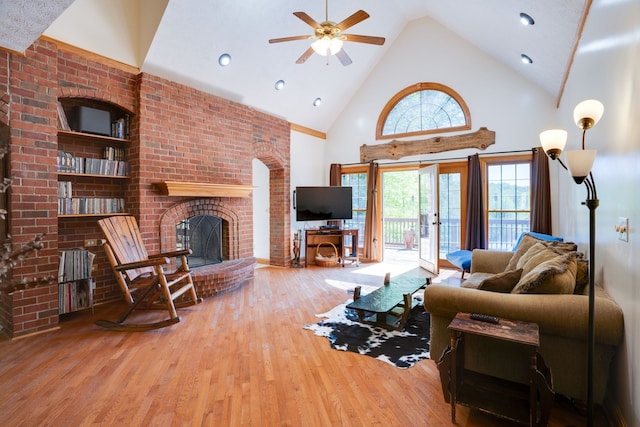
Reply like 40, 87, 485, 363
176, 215, 222, 268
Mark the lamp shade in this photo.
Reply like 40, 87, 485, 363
539, 129, 567, 160
566, 149, 596, 184
573, 99, 604, 130
311, 36, 343, 56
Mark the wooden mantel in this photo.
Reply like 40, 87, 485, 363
154, 181, 255, 198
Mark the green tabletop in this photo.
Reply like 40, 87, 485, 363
346, 276, 426, 313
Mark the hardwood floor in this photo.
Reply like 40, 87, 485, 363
0, 262, 607, 426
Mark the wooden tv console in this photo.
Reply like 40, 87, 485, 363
304, 229, 359, 267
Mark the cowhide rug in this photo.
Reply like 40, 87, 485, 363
303, 298, 430, 369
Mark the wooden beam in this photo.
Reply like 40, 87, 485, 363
290, 123, 326, 140
360, 127, 495, 163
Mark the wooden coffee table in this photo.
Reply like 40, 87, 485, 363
346, 276, 430, 330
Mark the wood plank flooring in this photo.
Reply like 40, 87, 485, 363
0, 263, 607, 426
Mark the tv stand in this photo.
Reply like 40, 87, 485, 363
304, 229, 359, 267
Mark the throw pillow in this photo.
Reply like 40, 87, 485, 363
514, 242, 551, 270
478, 269, 523, 293
511, 251, 578, 294
505, 234, 577, 272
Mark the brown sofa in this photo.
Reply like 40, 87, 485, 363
424, 244, 624, 404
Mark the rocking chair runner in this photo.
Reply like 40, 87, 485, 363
96, 215, 202, 331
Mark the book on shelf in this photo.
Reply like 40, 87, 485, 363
57, 181, 72, 198
57, 197, 125, 215
111, 115, 130, 139
59, 279, 94, 314
57, 150, 128, 176
56, 101, 70, 131
103, 146, 125, 161
58, 249, 96, 282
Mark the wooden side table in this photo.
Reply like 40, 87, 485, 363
438, 313, 554, 426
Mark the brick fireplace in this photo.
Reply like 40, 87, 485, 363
159, 199, 256, 297
0, 40, 292, 337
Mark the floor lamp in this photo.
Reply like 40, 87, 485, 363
539, 99, 604, 427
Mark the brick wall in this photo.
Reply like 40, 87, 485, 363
135, 73, 290, 265
5, 40, 60, 336
0, 51, 10, 333
0, 41, 291, 338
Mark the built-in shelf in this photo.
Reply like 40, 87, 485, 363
58, 172, 129, 179
154, 181, 255, 198
59, 212, 130, 218
58, 129, 131, 144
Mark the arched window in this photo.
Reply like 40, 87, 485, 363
376, 82, 471, 140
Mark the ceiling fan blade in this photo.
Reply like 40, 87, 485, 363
296, 47, 315, 64
269, 35, 312, 44
335, 49, 352, 66
335, 10, 369, 32
293, 11, 321, 29
343, 34, 386, 46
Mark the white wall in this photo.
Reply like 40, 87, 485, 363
302, 8, 640, 425
290, 130, 328, 236
553, 0, 640, 424
326, 16, 557, 165
252, 159, 270, 261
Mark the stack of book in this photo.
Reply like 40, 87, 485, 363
58, 249, 95, 282
58, 197, 125, 215
57, 150, 129, 176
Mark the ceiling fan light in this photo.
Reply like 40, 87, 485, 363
330, 38, 344, 54
311, 36, 331, 55
311, 36, 343, 56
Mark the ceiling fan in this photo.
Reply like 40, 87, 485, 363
268, 0, 385, 66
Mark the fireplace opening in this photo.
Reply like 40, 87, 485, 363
176, 215, 223, 268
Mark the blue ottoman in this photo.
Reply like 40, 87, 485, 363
446, 249, 472, 278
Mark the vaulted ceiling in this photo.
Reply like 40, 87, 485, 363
0, 0, 589, 133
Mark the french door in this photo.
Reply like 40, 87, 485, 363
419, 164, 439, 274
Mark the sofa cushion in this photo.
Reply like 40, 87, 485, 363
506, 234, 577, 272
574, 258, 589, 294
478, 268, 523, 293
512, 249, 578, 294
461, 272, 494, 289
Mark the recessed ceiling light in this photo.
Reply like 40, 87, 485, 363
521, 54, 533, 64
520, 13, 535, 26
313, 97, 322, 107
218, 53, 231, 66
274, 80, 285, 90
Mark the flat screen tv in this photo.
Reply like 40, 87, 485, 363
294, 186, 353, 222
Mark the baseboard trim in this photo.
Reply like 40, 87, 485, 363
11, 326, 61, 341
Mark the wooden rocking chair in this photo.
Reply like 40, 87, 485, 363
96, 215, 202, 331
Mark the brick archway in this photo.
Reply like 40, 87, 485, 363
253, 139, 290, 267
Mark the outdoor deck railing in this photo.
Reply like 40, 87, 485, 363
383, 218, 529, 251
